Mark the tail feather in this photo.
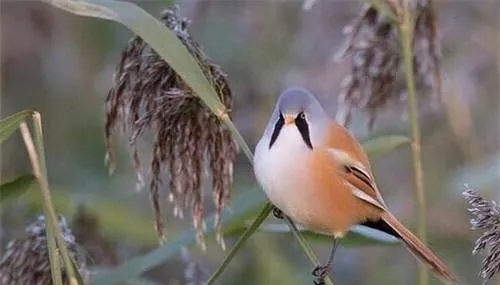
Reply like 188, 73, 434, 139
381, 212, 458, 283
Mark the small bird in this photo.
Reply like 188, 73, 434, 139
253, 87, 457, 284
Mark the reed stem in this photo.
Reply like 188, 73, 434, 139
400, 2, 428, 285
20, 122, 64, 285
20, 115, 81, 285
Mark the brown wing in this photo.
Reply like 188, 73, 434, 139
325, 122, 387, 209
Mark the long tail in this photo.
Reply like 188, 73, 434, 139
381, 211, 458, 283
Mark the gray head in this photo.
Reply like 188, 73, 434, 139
265, 87, 329, 150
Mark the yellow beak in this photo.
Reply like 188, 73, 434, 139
284, 114, 295, 125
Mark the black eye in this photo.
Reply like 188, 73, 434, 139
297, 112, 306, 120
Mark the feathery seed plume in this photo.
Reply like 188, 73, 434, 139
105, 6, 237, 248
335, 0, 441, 128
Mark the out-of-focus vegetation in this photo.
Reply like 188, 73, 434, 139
1, 1, 499, 285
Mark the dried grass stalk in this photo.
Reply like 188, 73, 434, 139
463, 188, 500, 283
0, 215, 88, 285
105, 6, 237, 248
335, 0, 441, 128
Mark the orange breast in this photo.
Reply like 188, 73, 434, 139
298, 149, 381, 236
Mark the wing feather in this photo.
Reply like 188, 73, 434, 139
328, 148, 387, 209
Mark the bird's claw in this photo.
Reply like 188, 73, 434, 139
272, 207, 284, 219
312, 264, 330, 284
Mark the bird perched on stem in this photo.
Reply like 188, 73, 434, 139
253, 87, 457, 284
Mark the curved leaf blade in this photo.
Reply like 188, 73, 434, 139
0, 174, 36, 204
363, 134, 410, 161
0, 110, 34, 144
43, 0, 253, 160
252, 223, 398, 245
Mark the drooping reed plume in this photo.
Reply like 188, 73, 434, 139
0, 215, 88, 285
335, 0, 441, 128
463, 188, 500, 283
105, 6, 237, 248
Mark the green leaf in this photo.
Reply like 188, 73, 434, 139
91, 189, 267, 285
43, 0, 253, 161
253, 223, 399, 246
0, 174, 36, 204
362, 134, 410, 161
0, 110, 33, 144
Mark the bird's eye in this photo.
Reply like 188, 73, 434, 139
298, 112, 306, 120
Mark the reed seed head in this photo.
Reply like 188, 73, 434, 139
105, 6, 237, 248
0, 215, 88, 285
463, 188, 500, 283
335, 0, 441, 128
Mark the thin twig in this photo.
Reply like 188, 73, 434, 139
400, 3, 428, 285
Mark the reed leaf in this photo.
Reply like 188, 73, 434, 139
0, 174, 36, 204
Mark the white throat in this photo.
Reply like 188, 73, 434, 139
254, 125, 311, 213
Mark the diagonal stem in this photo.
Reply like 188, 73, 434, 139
20, 122, 64, 285
20, 115, 83, 285
207, 203, 272, 284
31, 113, 81, 285
284, 216, 334, 285
207, 202, 335, 285
400, 2, 428, 285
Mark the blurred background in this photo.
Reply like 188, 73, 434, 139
1, 0, 499, 284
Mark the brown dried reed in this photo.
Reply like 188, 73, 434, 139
105, 6, 237, 248
0, 215, 88, 285
464, 188, 500, 283
335, 0, 441, 128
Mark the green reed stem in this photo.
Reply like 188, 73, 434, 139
285, 216, 334, 285
400, 3, 428, 285
32, 113, 82, 285
20, 122, 64, 285
207, 203, 273, 284
20, 114, 83, 285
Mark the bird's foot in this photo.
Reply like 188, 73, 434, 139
312, 264, 330, 285
272, 207, 284, 219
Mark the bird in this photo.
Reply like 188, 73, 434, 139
253, 87, 458, 284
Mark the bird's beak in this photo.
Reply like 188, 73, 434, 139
284, 114, 295, 125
